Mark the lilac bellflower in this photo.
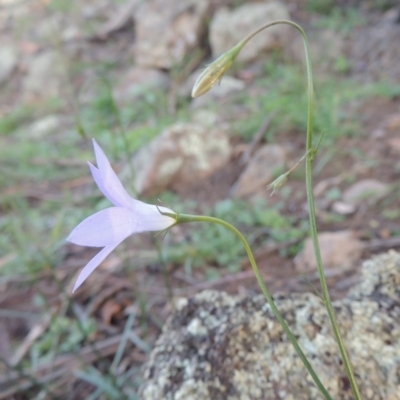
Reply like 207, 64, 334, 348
68, 140, 176, 292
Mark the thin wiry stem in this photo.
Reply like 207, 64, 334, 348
240, 20, 361, 400
177, 213, 333, 400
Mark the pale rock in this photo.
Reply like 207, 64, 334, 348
191, 110, 218, 128
24, 115, 61, 139
0, 1, 29, 31
351, 14, 400, 82
313, 176, 343, 197
385, 113, 400, 132
288, 29, 345, 72
233, 144, 286, 198
133, 122, 231, 196
295, 230, 365, 273
23, 51, 64, 100
140, 252, 400, 400
331, 201, 356, 215
133, 0, 211, 68
35, 14, 63, 41
114, 67, 170, 104
0, 0, 17, 5
342, 179, 390, 206
0, 44, 17, 84
62, 25, 81, 41
388, 137, 400, 153
209, 2, 290, 64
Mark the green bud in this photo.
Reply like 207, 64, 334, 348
191, 41, 244, 98
267, 172, 289, 196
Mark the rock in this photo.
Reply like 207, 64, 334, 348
331, 201, 356, 215
209, 2, 290, 64
132, 122, 231, 196
191, 109, 218, 128
288, 29, 346, 73
35, 14, 63, 41
342, 179, 390, 206
133, 0, 211, 68
140, 251, 400, 400
351, 13, 400, 82
0, 44, 17, 85
23, 51, 64, 100
233, 144, 286, 198
294, 231, 365, 273
385, 113, 400, 132
113, 67, 170, 105
388, 137, 400, 154
23, 115, 61, 139
313, 176, 343, 197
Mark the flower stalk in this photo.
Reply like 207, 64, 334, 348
192, 19, 361, 400
177, 213, 333, 400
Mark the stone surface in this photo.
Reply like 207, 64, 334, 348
342, 179, 390, 206
133, 0, 210, 68
114, 67, 170, 104
209, 2, 290, 64
23, 115, 61, 139
132, 122, 231, 196
0, 44, 17, 85
140, 251, 400, 400
233, 144, 286, 198
288, 29, 346, 73
23, 51, 64, 100
295, 230, 365, 273
331, 201, 356, 215
388, 137, 400, 154
351, 9, 400, 82
385, 113, 400, 132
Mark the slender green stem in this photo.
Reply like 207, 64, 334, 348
300, 31, 362, 400
240, 20, 361, 399
177, 213, 333, 400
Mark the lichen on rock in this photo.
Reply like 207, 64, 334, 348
140, 251, 400, 399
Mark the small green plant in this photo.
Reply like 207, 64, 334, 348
165, 199, 308, 273
0, 105, 34, 136
232, 63, 366, 143
313, 7, 366, 35
31, 316, 97, 364
306, 0, 335, 14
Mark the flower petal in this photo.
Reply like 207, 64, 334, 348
92, 139, 137, 209
130, 202, 176, 232
67, 207, 135, 247
88, 162, 121, 207
72, 244, 118, 292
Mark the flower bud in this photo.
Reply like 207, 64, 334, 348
191, 41, 244, 98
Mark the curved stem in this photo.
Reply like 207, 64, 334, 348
241, 20, 361, 399
177, 213, 333, 400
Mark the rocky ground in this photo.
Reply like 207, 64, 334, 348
1, 0, 400, 398
140, 251, 400, 400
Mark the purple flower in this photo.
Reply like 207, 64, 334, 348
68, 140, 176, 292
